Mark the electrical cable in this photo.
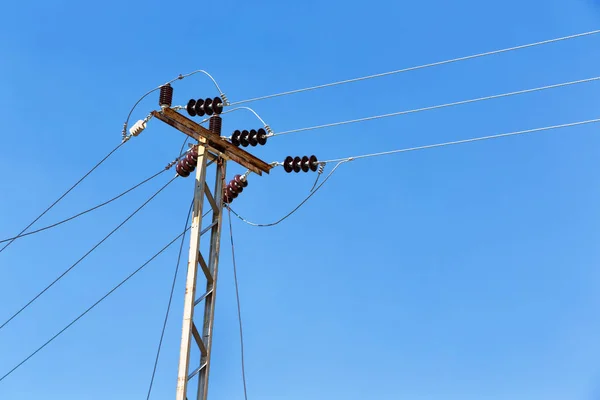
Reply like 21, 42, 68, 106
0, 176, 178, 332
0, 141, 126, 255
229, 29, 600, 106
229, 161, 347, 227
320, 118, 600, 164
0, 169, 168, 245
270, 76, 600, 137
226, 206, 248, 400
123, 70, 226, 138
0, 226, 192, 384
145, 200, 194, 400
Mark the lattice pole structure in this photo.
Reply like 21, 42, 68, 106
151, 102, 272, 400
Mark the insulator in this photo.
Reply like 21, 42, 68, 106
189, 146, 199, 158
209, 115, 222, 135
293, 156, 302, 173
129, 119, 147, 137
176, 162, 191, 177
226, 186, 238, 199
309, 155, 319, 172
301, 156, 310, 172
194, 99, 205, 116
234, 174, 248, 188
187, 99, 197, 117
231, 130, 241, 146
240, 130, 250, 147
230, 181, 243, 194
185, 152, 197, 166
204, 98, 214, 116
248, 129, 258, 146
159, 84, 173, 108
257, 128, 267, 145
213, 96, 224, 115
283, 156, 294, 173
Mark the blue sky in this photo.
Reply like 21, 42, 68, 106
1, 0, 600, 399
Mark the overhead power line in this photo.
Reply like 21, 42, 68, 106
0, 141, 126, 255
226, 207, 248, 400
234, 117, 600, 228
0, 176, 178, 332
0, 226, 191, 384
320, 118, 600, 163
0, 169, 168, 245
229, 161, 347, 227
229, 29, 600, 106
146, 200, 194, 400
270, 76, 600, 137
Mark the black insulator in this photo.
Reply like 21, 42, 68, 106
232, 130, 241, 146
309, 155, 319, 172
159, 84, 173, 108
249, 129, 258, 146
209, 115, 222, 135
301, 156, 310, 172
204, 98, 214, 116
283, 156, 294, 173
293, 156, 302, 173
240, 130, 250, 147
213, 96, 224, 114
186, 99, 197, 117
257, 128, 267, 146
234, 174, 248, 188
194, 99, 205, 116
176, 162, 191, 178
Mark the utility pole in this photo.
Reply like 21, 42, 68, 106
151, 86, 272, 400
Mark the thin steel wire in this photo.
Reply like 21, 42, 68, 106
0, 141, 126, 254
271, 76, 600, 137
0, 176, 178, 332
320, 118, 600, 164
0, 169, 168, 245
229, 161, 347, 227
0, 226, 192, 384
229, 29, 600, 106
145, 200, 194, 400
226, 206, 249, 400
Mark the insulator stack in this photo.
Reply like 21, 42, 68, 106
223, 174, 248, 204
176, 146, 199, 178
209, 115, 222, 135
283, 155, 319, 173
186, 96, 223, 117
231, 128, 268, 147
159, 84, 173, 108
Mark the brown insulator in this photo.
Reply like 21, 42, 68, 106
209, 115, 222, 135
159, 84, 173, 108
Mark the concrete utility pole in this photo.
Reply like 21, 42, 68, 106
152, 103, 271, 400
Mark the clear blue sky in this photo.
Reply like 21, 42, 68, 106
1, 1, 600, 399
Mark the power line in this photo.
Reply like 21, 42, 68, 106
146, 200, 194, 400
0, 226, 191, 384
270, 76, 600, 137
319, 118, 600, 164
229, 29, 600, 106
226, 207, 248, 400
0, 176, 178, 332
0, 169, 168, 245
0, 141, 126, 255
229, 161, 347, 227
